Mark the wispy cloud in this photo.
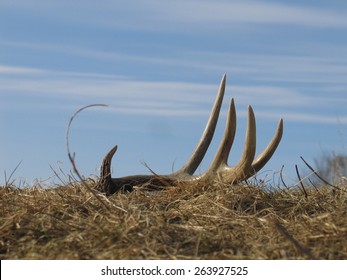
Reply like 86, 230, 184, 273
257, 110, 347, 125
138, 0, 347, 29
3, 40, 347, 87
0, 65, 44, 75
1, 64, 346, 124
186, 50, 347, 85
2, 0, 347, 31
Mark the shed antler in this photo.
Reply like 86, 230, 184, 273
97, 74, 283, 195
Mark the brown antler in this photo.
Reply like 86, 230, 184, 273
97, 74, 283, 195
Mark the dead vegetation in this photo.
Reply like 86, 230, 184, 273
1, 178, 346, 260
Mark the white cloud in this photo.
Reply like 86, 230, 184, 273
0, 65, 44, 75
257, 110, 347, 125
143, 0, 347, 28
186, 50, 347, 85
2, 0, 347, 30
3, 40, 347, 87
87, 1, 347, 30
1, 64, 346, 125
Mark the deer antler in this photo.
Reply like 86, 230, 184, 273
97, 74, 283, 195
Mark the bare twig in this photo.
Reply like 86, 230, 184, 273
66, 104, 126, 212
300, 156, 343, 192
308, 178, 320, 192
66, 104, 108, 175
4, 160, 22, 187
49, 164, 67, 186
279, 165, 289, 190
295, 164, 308, 199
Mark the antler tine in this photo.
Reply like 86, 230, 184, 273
96, 74, 284, 194
174, 74, 226, 176
219, 106, 257, 183
208, 98, 237, 172
97, 145, 118, 193
247, 118, 283, 177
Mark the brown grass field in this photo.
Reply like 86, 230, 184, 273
0, 178, 346, 260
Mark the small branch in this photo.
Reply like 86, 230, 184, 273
66, 104, 108, 174
308, 178, 320, 192
300, 156, 343, 192
4, 160, 22, 187
279, 165, 289, 190
295, 164, 308, 199
65, 104, 113, 210
49, 164, 66, 186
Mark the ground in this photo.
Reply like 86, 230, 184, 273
1, 180, 346, 259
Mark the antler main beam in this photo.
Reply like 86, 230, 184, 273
97, 74, 283, 195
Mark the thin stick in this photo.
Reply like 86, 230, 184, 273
66, 104, 126, 212
295, 164, 308, 199
308, 178, 320, 192
49, 164, 66, 186
4, 160, 22, 187
66, 104, 108, 173
300, 156, 343, 191
279, 165, 289, 190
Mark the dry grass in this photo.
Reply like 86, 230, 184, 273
1, 179, 346, 260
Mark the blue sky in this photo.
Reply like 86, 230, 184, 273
1, 0, 347, 186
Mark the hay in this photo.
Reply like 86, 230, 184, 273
1, 180, 346, 259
